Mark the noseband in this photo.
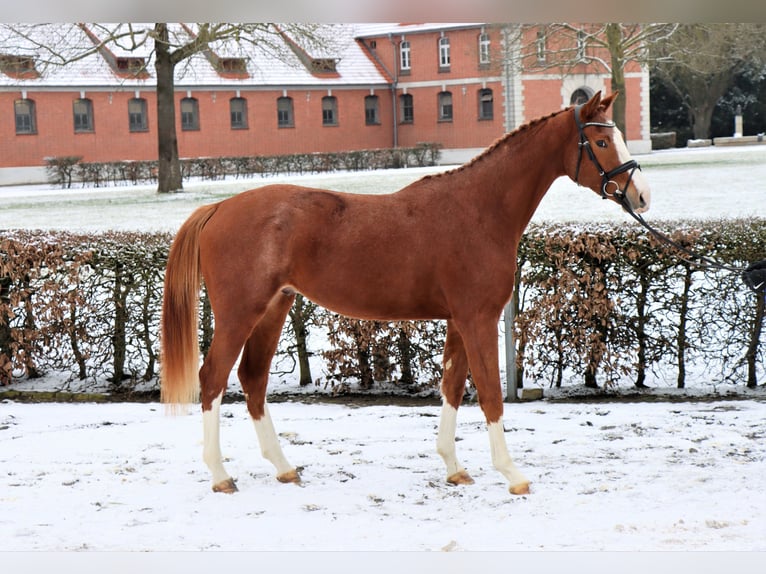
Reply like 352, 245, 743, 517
573, 103, 641, 205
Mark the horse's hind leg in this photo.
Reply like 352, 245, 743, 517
437, 321, 474, 486
238, 292, 300, 484
200, 318, 257, 494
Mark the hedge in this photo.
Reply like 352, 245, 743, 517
1, 219, 764, 392
44, 144, 443, 188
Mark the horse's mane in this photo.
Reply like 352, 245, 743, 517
419, 104, 575, 183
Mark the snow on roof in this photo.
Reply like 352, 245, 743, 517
353, 23, 486, 38
0, 23, 390, 90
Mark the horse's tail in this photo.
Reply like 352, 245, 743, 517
160, 203, 219, 409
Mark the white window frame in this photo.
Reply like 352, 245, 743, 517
439, 36, 450, 68
479, 32, 490, 65
399, 40, 411, 72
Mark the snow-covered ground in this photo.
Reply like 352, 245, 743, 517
1, 398, 764, 551
1, 145, 765, 557
1, 144, 765, 232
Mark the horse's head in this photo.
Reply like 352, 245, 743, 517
567, 91, 651, 214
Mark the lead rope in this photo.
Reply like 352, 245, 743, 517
616, 192, 766, 295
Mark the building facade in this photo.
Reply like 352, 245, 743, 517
0, 23, 650, 185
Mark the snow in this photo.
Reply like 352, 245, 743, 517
1, 145, 765, 556
1, 398, 764, 551
1, 145, 765, 233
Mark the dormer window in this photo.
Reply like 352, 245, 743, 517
116, 57, 145, 74
311, 58, 338, 74
0, 54, 39, 78
219, 57, 247, 74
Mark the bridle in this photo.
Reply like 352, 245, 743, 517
572, 104, 765, 294
573, 103, 641, 202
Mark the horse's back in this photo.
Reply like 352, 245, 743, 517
198, 183, 459, 320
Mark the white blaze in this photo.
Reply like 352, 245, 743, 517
613, 128, 651, 213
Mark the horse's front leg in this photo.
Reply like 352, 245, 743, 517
437, 321, 474, 485
455, 315, 531, 495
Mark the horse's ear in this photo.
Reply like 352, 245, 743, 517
579, 90, 603, 121
600, 91, 619, 111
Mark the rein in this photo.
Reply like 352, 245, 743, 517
572, 105, 766, 295
619, 194, 766, 295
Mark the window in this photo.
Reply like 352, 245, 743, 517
230, 97, 248, 129
116, 57, 145, 75
219, 58, 247, 74
478, 89, 493, 120
322, 96, 338, 126
180, 97, 199, 131
0, 54, 39, 78
536, 30, 547, 63
478, 32, 491, 66
576, 30, 587, 61
128, 98, 148, 132
365, 95, 379, 125
311, 58, 338, 74
438, 36, 450, 69
277, 96, 294, 127
14, 99, 36, 134
73, 98, 94, 132
570, 88, 593, 106
399, 40, 411, 73
438, 91, 453, 122
399, 94, 413, 124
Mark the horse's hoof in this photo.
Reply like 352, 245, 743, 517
509, 481, 530, 495
277, 469, 301, 484
212, 478, 238, 494
446, 470, 475, 486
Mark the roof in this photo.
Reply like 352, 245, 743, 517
0, 23, 391, 90
353, 23, 486, 38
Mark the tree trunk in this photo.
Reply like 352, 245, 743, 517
154, 24, 183, 193
0, 275, 12, 385
634, 268, 649, 388
111, 261, 129, 387
676, 264, 693, 389
606, 23, 627, 135
745, 292, 764, 388
352, 325, 374, 390
396, 327, 415, 386
289, 294, 314, 387
690, 101, 716, 140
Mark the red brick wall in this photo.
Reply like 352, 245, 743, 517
1, 87, 397, 167
0, 25, 647, 170
1, 91, 160, 166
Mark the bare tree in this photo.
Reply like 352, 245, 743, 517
520, 23, 677, 134
651, 23, 766, 139
0, 23, 338, 193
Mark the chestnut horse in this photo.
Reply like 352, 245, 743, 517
161, 91, 650, 495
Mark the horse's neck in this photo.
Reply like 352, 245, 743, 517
457, 120, 568, 241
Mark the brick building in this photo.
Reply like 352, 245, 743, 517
0, 23, 649, 185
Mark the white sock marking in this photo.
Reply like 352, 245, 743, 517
436, 402, 465, 477
202, 392, 231, 485
252, 403, 294, 477
487, 420, 529, 487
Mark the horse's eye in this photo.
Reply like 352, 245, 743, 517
596, 140, 608, 149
